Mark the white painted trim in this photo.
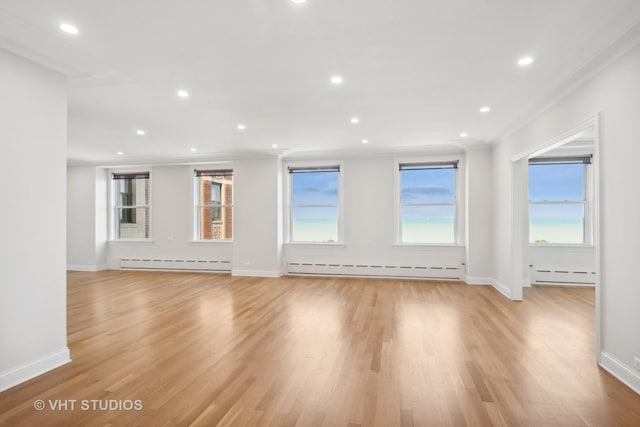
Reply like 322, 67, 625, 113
600, 352, 640, 395
67, 264, 107, 272
232, 270, 283, 278
490, 279, 513, 300
522, 279, 532, 288
464, 276, 493, 285
0, 347, 71, 392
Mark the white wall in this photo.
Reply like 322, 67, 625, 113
282, 154, 484, 271
0, 48, 70, 391
493, 41, 640, 391
465, 148, 494, 281
232, 157, 282, 276
102, 165, 233, 268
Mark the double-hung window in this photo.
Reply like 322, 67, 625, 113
194, 169, 233, 241
288, 165, 341, 243
398, 161, 457, 244
111, 172, 151, 240
528, 156, 591, 244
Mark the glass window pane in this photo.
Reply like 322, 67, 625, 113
529, 204, 584, 244
198, 175, 233, 206
529, 163, 584, 201
401, 205, 454, 244
198, 207, 233, 240
400, 168, 455, 204
292, 206, 338, 242
117, 207, 149, 239
292, 171, 339, 205
117, 178, 149, 206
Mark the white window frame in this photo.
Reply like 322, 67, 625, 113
108, 169, 152, 241
394, 156, 464, 246
192, 167, 234, 242
284, 160, 345, 245
528, 157, 593, 247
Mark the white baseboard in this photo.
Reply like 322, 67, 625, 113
600, 351, 640, 395
489, 278, 512, 299
465, 276, 493, 285
232, 269, 283, 278
67, 264, 107, 272
0, 347, 71, 392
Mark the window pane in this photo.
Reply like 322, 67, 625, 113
400, 168, 455, 204
117, 207, 149, 239
198, 207, 233, 240
529, 204, 584, 244
117, 178, 149, 206
529, 163, 584, 201
197, 175, 233, 206
292, 171, 339, 205
401, 205, 454, 244
292, 206, 338, 242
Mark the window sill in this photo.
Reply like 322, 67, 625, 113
285, 242, 346, 247
189, 240, 233, 245
108, 239, 154, 245
529, 244, 594, 248
393, 243, 464, 248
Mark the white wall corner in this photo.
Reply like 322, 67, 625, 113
522, 278, 532, 287
490, 278, 514, 300
0, 347, 71, 392
231, 269, 283, 278
67, 265, 108, 272
600, 352, 640, 395
465, 276, 494, 285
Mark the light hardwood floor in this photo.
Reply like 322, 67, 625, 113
1, 271, 639, 426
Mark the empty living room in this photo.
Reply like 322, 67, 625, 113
2, 1, 640, 426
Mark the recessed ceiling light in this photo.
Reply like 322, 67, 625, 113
272, 144, 278, 148
350, 117, 359, 124
291, 0, 307, 3
330, 75, 344, 85
460, 132, 468, 138
59, 23, 79, 35
518, 56, 534, 67
177, 89, 189, 98
190, 147, 197, 152
361, 139, 369, 144
136, 129, 146, 136
116, 151, 124, 156
237, 124, 246, 131
480, 106, 491, 113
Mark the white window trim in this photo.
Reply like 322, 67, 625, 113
284, 160, 345, 245
393, 155, 465, 246
191, 164, 234, 242
108, 168, 153, 242
528, 162, 593, 247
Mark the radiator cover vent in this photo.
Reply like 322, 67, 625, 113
120, 258, 231, 272
287, 262, 460, 279
530, 266, 595, 285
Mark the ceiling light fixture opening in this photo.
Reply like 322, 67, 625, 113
480, 106, 491, 113
177, 89, 189, 98
350, 117, 359, 124
518, 56, 534, 67
136, 130, 146, 136
59, 23, 79, 35
237, 124, 246, 131
330, 75, 344, 85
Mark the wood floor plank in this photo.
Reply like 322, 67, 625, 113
1, 271, 639, 426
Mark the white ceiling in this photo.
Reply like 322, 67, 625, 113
1, 0, 640, 164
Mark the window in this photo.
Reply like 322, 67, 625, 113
398, 161, 457, 244
288, 165, 341, 243
111, 172, 150, 239
194, 169, 233, 240
528, 156, 591, 244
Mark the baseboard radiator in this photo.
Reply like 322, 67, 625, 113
287, 262, 461, 279
530, 266, 595, 285
120, 258, 231, 272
